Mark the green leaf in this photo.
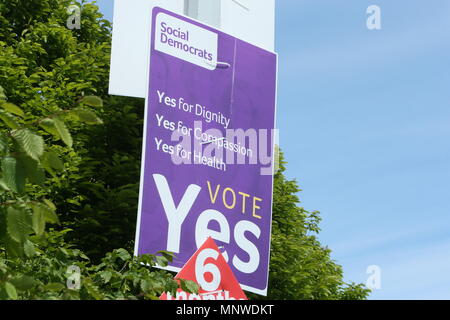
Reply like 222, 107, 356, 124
53, 117, 73, 147
0, 110, 19, 129
28, 202, 59, 226
11, 129, 45, 160
0, 179, 10, 191
41, 151, 64, 172
157, 250, 174, 263
23, 239, 37, 257
0, 132, 8, 154
43, 206, 59, 224
10, 275, 38, 291
155, 255, 168, 267
115, 248, 131, 261
0, 85, 6, 100
31, 204, 46, 236
19, 155, 45, 186
70, 108, 103, 125
80, 96, 103, 107
42, 199, 56, 211
82, 278, 104, 300
3, 236, 24, 259
138, 254, 156, 267
179, 279, 199, 294
44, 283, 65, 292
1, 157, 25, 193
140, 279, 154, 293
39, 118, 60, 137
0, 102, 24, 117
4, 282, 18, 300
6, 206, 32, 242
99, 271, 112, 284
79, 252, 90, 261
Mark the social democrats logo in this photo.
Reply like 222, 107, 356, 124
154, 12, 218, 70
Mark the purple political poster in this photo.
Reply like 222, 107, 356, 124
134, 7, 277, 295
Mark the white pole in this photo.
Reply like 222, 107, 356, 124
185, 0, 221, 28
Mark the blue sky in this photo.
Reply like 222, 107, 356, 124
92, 0, 450, 299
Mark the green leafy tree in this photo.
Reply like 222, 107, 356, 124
0, 0, 198, 300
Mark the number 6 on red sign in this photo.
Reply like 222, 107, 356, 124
195, 248, 221, 292
160, 237, 248, 300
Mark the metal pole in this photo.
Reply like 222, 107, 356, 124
184, 0, 221, 28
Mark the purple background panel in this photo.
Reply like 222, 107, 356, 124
135, 7, 277, 295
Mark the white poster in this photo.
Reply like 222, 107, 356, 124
109, 0, 275, 98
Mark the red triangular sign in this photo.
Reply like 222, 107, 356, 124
160, 237, 248, 300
